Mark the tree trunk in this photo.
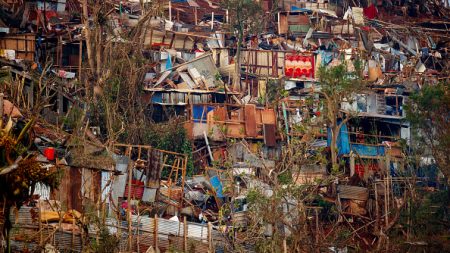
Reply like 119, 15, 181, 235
81, 0, 95, 73
433, 153, 450, 187
233, 28, 243, 91
81, 0, 95, 98
330, 125, 339, 170
233, 10, 244, 92
95, 26, 102, 78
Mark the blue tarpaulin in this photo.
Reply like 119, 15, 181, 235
290, 6, 313, 13
192, 105, 215, 123
326, 122, 387, 157
327, 123, 350, 155
165, 55, 173, 70
210, 175, 224, 198
351, 143, 385, 157
151, 93, 163, 103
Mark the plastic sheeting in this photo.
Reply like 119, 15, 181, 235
210, 175, 224, 198
351, 143, 385, 157
327, 123, 350, 155
192, 105, 215, 123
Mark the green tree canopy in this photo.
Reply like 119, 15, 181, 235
406, 82, 450, 184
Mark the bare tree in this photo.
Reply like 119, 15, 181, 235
315, 61, 364, 170
221, 0, 266, 91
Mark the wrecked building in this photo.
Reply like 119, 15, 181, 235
0, 0, 449, 252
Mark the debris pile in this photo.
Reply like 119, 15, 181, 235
0, 0, 449, 252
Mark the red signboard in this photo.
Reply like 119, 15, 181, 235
284, 54, 315, 78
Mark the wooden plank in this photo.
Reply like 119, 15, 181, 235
0, 34, 35, 61
70, 168, 83, 211
214, 106, 227, 121
179, 72, 196, 89
244, 104, 257, 137
263, 124, 276, 147
279, 14, 288, 34
261, 108, 276, 124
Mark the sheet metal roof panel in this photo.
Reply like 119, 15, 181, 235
338, 185, 369, 201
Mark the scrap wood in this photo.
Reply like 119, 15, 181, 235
165, 79, 177, 89
244, 104, 257, 137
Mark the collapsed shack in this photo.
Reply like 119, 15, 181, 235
0, 0, 449, 252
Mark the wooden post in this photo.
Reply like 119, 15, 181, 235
181, 156, 187, 203
395, 95, 399, 116
37, 205, 42, 242
137, 205, 140, 253
385, 156, 390, 227
72, 216, 75, 248
0, 93, 4, 118
374, 182, 380, 231
127, 156, 133, 251
56, 36, 60, 66
58, 36, 63, 67
315, 208, 319, 246
78, 39, 82, 78
277, 12, 281, 35
350, 154, 355, 176
194, 8, 198, 25
169, 1, 172, 21
154, 214, 158, 250
203, 131, 214, 162
384, 179, 389, 228
183, 216, 188, 251
207, 222, 212, 252
283, 238, 287, 253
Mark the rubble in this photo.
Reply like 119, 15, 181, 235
0, 0, 449, 252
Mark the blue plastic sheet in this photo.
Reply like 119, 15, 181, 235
327, 123, 350, 155
192, 105, 215, 123
210, 176, 224, 198
151, 93, 163, 103
351, 143, 385, 157
290, 6, 313, 13
319, 50, 333, 66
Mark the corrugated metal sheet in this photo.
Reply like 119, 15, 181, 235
241, 50, 285, 76
338, 185, 369, 201
10, 225, 82, 252
10, 211, 222, 252
9, 206, 39, 225
54, 230, 83, 252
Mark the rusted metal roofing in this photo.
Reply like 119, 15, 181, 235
338, 185, 369, 201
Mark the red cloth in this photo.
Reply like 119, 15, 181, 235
363, 4, 377, 19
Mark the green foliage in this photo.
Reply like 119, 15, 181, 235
246, 188, 266, 205
391, 190, 450, 252
142, 119, 194, 176
277, 170, 292, 184
63, 106, 84, 131
89, 226, 120, 253
221, 0, 265, 36
317, 61, 364, 168
405, 82, 450, 183
84, 202, 120, 253
215, 72, 222, 81
317, 60, 364, 100
266, 79, 281, 103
